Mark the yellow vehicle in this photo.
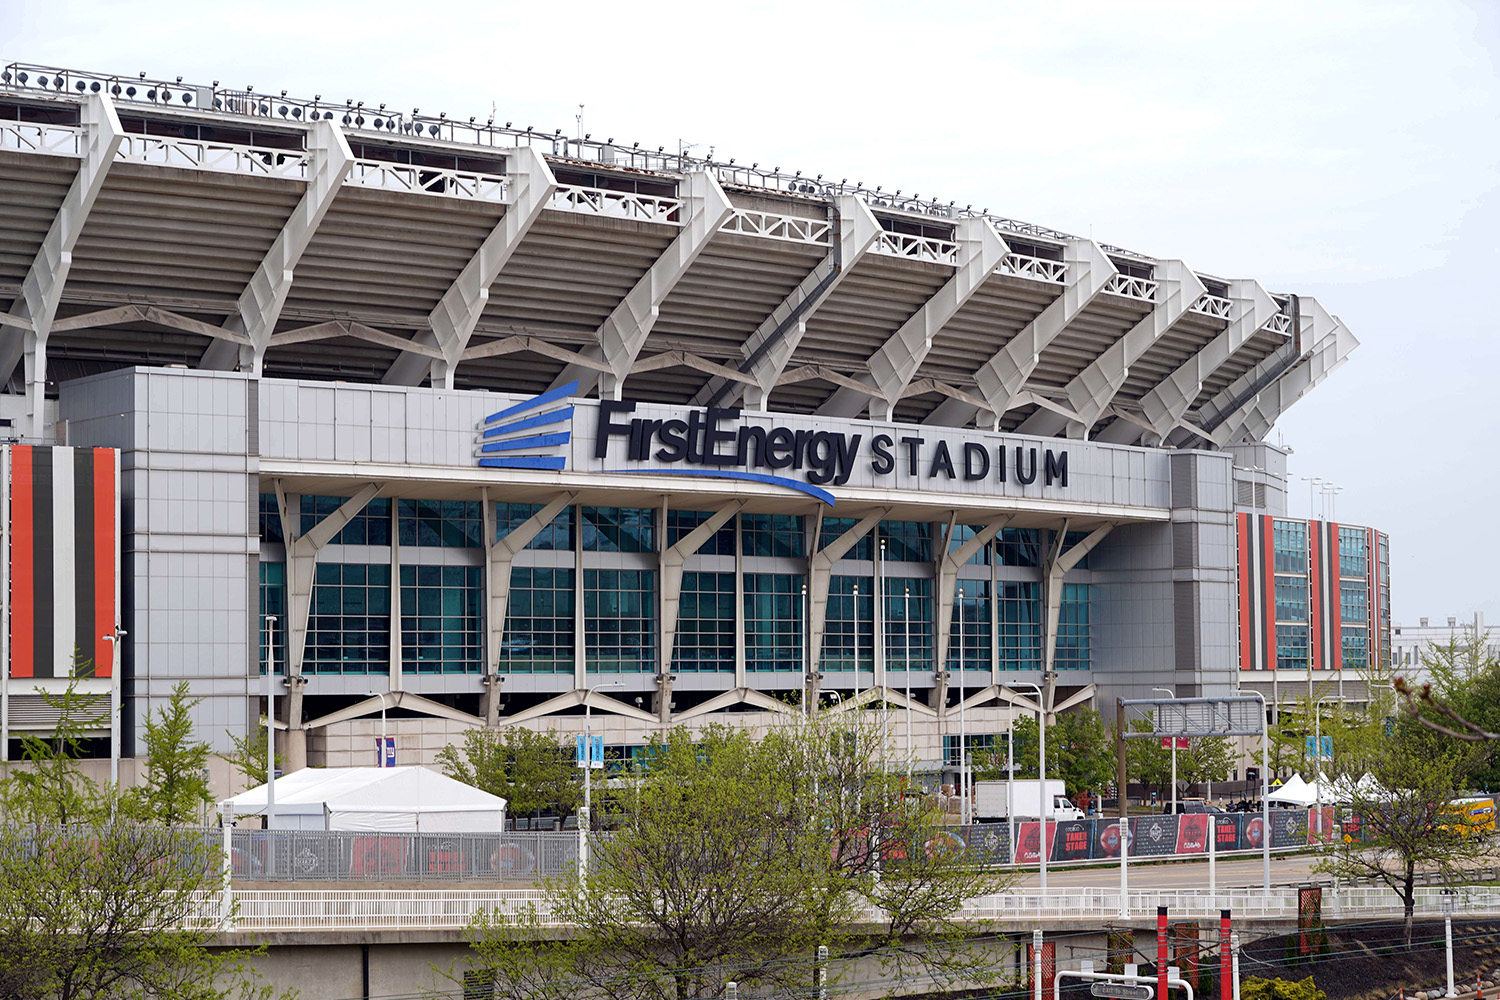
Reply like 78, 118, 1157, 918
1440, 797, 1497, 838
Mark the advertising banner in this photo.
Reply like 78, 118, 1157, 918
1093, 819, 1130, 859
1242, 813, 1267, 851
1130, 815, 1180, 857
1175, 814, 1210, 855
956, 823, 1013, 866
1012, 821, 1058, 864
1053, 820, 1093, 862
1212, 814, 1244, 852
1270, 810, 1310, 848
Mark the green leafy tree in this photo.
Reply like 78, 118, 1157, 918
0, 672, 106, 824
1240, 976, 1327, 1000
1049, 709, 1117, 802
126, 681, 214, 825
1121, 712, 1175, 801
0, 822, 288, 1000
437, 726, 582, 820
461, 715, 1015, 1000
1180, 734, 1237, 792
974, 713, 1039, 780
226, 727, 283, 790
1395, 631, 1500, 789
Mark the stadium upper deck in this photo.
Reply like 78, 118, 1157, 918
0, 61, 1356, 447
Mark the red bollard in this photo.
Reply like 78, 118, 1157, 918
1220, 909, 1232, 1000
1157, 906, 1169, 1000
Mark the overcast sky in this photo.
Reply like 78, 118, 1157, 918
5, 0, 1497, 625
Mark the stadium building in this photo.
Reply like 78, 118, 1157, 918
0, 63, 1384, 790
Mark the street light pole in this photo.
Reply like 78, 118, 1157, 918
579, 680, 624, 882
903, 587, 912, 786
264, 615, 278, 830
1153, 688, 1176, 816
102, 627, 126, 798
1248, 690, 1272, 895
957, 585, 968, 825
1014, 680, 1046, 895
1313, 694, 1338, 846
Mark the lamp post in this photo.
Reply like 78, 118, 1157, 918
957, 584, 968, 825
1013, 680, 1047, 895
579, 680, 624, 882
102, 627, 127, 800
263, 615, 278, 830
1300, 476, 1323, 520
1442, 889, 1458, 998
903, 586, 912, 786
1247, 690, 1272, 895
1313, 694, 1338, 846
1153, 687, 1177, 817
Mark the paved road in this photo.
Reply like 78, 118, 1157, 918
1007, 852, 1323, 890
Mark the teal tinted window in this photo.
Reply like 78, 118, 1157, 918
998, 580, 1041, 670
1055, 583, 1090, 670
305, 563, 391, 673
1276, 624, 1309, 671
1272, 520, 1308, 574
300, 496, 392, 546
949, 525, 993, 566
400, 564, 482, 673
500, 567, 575, 673
995, 529, 1042, 568
879, 521, 932, 563
582, 507, 654, 553
1342, 627, 1369, 670
259, 493, 283, 544
1340, 579, 1368, 624
820, 518, 873, 561
884, 576, 933, 671
398, 499, 483, 548
821, 575, 874, 672
943, 733, 996, 767
258, 561, 286, 673
744, 573, 804, 671
666, 511, 734, 556
584, 569, 656, 671
948, 579, 991, 670
1275, 575, 1308, 622
495, 503, 574, 551
742, 514, 804, 559
1339, 527, 1368, 578
673, 571, 735, 672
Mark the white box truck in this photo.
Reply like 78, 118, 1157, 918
973, 779, 1084, 822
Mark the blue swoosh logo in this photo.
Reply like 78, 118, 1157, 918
606, 467, 835, 506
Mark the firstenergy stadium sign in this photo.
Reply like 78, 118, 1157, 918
595, 401, 1069, 505
476, 383, 1072, 506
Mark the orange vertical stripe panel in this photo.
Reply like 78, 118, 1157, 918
1237, 513, 1252, 670
93, 448, 114, 678
11, 445, 33, 679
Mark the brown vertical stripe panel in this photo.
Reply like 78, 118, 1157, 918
93, 448, 115, 678
33, 447, 53, 678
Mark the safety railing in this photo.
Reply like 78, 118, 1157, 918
548, 184, 682, 224
871, 230, 960, 265
720, 209, 833, 247
1000, 253, 1070, 283
229, 829, 579, 881
1103, 273, 1159, 302
1263, 311, 1294, 336
114, 133, 310, 180
1192, 293, 1234, 319
347, 159, 509, 202
0, 120, 84, 156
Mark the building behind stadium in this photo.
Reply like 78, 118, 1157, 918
0, 63, 1386, 795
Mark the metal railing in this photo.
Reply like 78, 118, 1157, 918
229, 829, 579, 881
1192, 293, 1234, 319
115, 133, 310, 180
347, 159, 509, 202
547, 184, 682, 224
0, 119, 84, 156
1000, 253, 1070, 283
1104, 273, 1160, 303
871, 230, 961, 265
720, 209, 833, 247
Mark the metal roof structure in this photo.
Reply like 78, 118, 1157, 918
0, 61, 1357, 447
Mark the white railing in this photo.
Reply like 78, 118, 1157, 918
1263, 311, 1293, 336
347, 159, 509, 203
0, 120, 84, 156
1001, 253, 1070, 283
1104, 273, 1159, 302
114, 133, 310, 180
871, 230, 960, 265
1192, 294, 1234, 319
548, 184, 682, 224
210, 883, 1500, 932
720, 209, 832, 246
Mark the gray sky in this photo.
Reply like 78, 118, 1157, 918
5, 0, 1497, 624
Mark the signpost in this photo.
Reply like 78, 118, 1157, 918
1091, 985, 1154, 999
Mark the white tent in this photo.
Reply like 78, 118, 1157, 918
224, 766, 507, 832
1266, 774, 1317, 807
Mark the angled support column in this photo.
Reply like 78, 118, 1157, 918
201, 119, 352, 373
1199, 317, 1357, 446
1040, 522, 1112, 713
927, 239, 1116, 428
480, 491, 576, 724
552, 171, 733, 398
807, 508, 888, 676
384, 147, 557, 388
819, 218, 1008, 419
933, 516, 1010, 674
275, 481, 383, 769
1016, 260, 1205, 438
0, 93, 122, 429
1095, 279, 1278, 446
659, 500, 743, 673
693, 195, 882, 409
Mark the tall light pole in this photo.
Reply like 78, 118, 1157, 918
852, 582, 860, 705
1153, 688, 1177, 816
579, 679, 624, 882
1300, 476, 1323, 520
903, 586, 912, 785
957, 583, 968, 824
1313, 694, 1338, 845
264, 615, 278, 830
1013, 680, 1047, 895
102, 627, 126, 799
1247, 690, 1272, 895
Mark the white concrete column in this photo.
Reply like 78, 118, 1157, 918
1040, 523, 1112, 691
659, 500, 743, 671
